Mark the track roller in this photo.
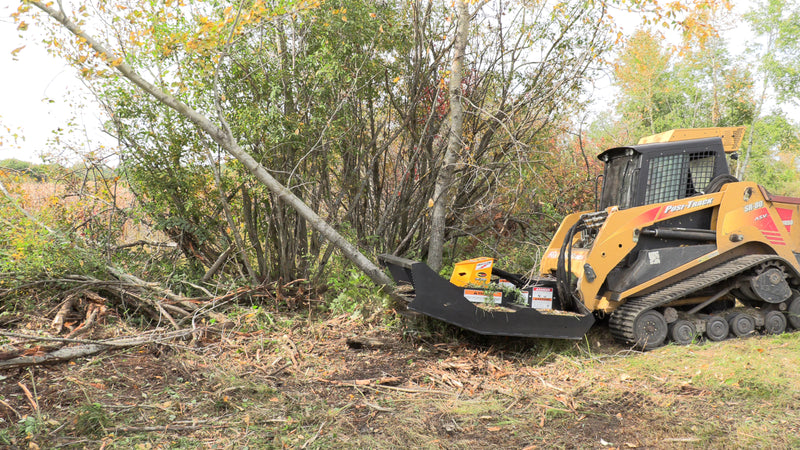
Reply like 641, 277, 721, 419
668, 319, 697, 345
763, 310, 787, 335
727, 313, 755, 337
705, 316, 729, 341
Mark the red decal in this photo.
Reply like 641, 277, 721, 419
761, 230, 786, 245
637, 206, 660, 225
751, 208, 779, 232
777, 207, 794, 232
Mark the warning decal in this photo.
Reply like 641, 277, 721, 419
464, 289, 502, 304
530, 287, 554, 310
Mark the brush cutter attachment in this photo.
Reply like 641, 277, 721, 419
379, 254, 594, 340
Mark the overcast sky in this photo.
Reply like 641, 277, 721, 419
0, 2, 764, 164
0, 4, 115, 164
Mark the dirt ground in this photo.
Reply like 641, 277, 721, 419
1, 306, 799, 449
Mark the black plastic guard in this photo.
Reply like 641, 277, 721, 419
379, 255, 594, 340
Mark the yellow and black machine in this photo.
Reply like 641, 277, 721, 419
380, 127, 800, 349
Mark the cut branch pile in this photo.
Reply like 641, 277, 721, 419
3, 274, 239, 333
52, 273, 237, 331
0, 279, 312, 369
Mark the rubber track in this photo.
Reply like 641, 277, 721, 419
609, 254, 776, 344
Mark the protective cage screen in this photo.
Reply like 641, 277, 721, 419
645, 151, 716, 204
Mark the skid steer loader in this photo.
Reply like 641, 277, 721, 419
379, 127, 800, 349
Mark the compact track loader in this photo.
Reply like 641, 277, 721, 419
380, 127, 800, 349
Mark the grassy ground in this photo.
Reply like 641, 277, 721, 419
1, 306, 799, 449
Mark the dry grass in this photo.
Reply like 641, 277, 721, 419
12, 180, 163, 245
1, 306, 799, 449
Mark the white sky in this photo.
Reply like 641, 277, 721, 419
0, 4, 112, 164
0, 1, 770, 164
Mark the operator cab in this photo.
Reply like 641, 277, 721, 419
597, 138, 731, 211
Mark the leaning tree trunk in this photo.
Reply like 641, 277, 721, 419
427, 0, 470, 272
32, 1, 394, 288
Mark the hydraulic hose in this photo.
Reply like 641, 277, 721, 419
490, 267, 526, 288
556, 219, 590, 314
